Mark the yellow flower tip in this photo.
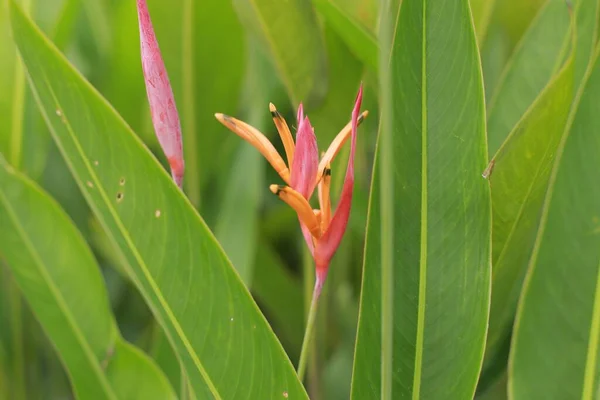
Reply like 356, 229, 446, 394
358, 110, 369, 124
215, 113, 238, 129
269, 103, 277, 113
269, 184, 282, 194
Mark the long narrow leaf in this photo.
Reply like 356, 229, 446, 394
233, 0, 327, 106
486, 0, 570, 155
351, 0, 491, 397
509, 46, 600, 400
485, 49, 575, 366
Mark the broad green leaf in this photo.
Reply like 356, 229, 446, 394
9, 3, 307, 398
233, 0, 327, 107
509, 48, 600, 400
0, 159, 175, 399
484, 53, 574, 364
351, 0, 491, 398
312, 0, 378, 71
486, 0, 570, 155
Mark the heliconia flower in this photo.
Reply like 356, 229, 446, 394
137, 0, 184, 188
215, 86, 366, 298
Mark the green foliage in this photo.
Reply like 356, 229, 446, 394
352, 0, 491, 398
509, 46, 600, 400
0, 0, 599, 398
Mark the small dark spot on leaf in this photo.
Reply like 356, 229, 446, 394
119, 177, 126, 186
116, 192, 124, 202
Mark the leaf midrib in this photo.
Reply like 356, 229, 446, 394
412, 0, 428, 397
582, 258, 600, 399
0, 174, 118, 400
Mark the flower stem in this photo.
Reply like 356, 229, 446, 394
297, 282, 321, 382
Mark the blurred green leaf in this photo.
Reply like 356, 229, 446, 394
9, 2, 307, 397
480, 25, 511, 103
216, 143, 262, 286
252, 241, 304, 360
476, 373, 508, 400
485, 51, 574, 367
573, 0, 600, 85
309, 25, 364, 147
233, 0, 327, 107
0, 159, 176, 399
486, 0, 570, 155
312, 0, 378, 71
351, 0, 491, 398
496, 0, 546, 49
215, 38, 271, 287
509, 47, 600, 400
150, 328, 181, 397
470, 0, 497, 41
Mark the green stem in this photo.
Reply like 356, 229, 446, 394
297, 284, 320, 382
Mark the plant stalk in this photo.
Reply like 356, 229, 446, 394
297, 283, 320, 382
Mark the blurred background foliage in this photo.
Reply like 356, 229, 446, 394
0, 0, 596, 398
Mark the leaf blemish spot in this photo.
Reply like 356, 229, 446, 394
116, 192, 124, 202
55, 109, 62, 117
155, 210, 161, 218
94, 160, 99, 166
86, 181, 93, 188
230, 317, 234, 322
119, 177, 126, 186
283, 391, 288, 398
482, 160, 495, 179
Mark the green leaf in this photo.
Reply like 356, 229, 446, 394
9, 3, 307, 398
216, 144, 262, 286
508, 47, 600, 400
469, 0, 497, 41
484, 50, 575, 365
572, 0, 600, 85
233, 0, 327, 107
214, 37, 270, 287
308, 24, 365, 146
496, 0, 546, 49
252, 241, 304, 360
312, 0, 378, 71
475, 373, 508, 400
351, 0, 491, 398
150, 328, 181, 396
0, 159, 175, 399
486, 0, 571, 155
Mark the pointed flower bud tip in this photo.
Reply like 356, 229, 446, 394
137, 0, 184, 188
313, 85, 363, 270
